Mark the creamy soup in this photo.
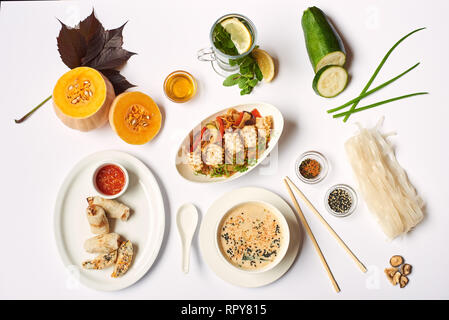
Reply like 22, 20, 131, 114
218, 202, 283, 270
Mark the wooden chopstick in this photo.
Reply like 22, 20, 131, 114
283, 179, 341, 293
285, 176, 367, 273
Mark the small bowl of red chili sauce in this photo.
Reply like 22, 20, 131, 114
92, 162, 129, 199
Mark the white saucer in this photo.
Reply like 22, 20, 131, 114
199, 187, 301, 287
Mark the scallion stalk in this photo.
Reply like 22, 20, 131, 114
327, 62, 420, 114
342, 27, 425, 122
333, 92, 428, 118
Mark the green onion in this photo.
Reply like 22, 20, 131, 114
333, 92, 428, 118
342, 27, 425, 122
15, 94, 52, 124
327, 62, 420, 114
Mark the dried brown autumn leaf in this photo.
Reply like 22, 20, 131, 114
56, 20, 87, 69
79, 9, 106, 66
57, 9, 135, 94
104, 22, 127, 49
100, 69, 136, 94
87, 48, 136, 70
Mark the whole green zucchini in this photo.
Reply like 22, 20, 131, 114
302, 7, 346, 73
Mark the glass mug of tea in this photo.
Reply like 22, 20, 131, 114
197, 13, 257, 77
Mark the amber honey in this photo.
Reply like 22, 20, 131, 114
163, 70, 197, 103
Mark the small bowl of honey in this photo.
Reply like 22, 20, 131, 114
163, 70, 197, 103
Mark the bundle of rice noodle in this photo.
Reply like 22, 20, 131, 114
344, 118, 424, 239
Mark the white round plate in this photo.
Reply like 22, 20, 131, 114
199, 187, 301, 287
175, 102, 284, 183
54, 150, 165, 291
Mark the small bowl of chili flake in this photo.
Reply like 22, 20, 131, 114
325, 184, 358, 218
92, 162, 129, 199
295, 151, 329, 184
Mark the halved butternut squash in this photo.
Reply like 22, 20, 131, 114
109, 91, 162, 145
53, 67, 115, 131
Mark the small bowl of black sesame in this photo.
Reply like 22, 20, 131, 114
325, 184, 358, 217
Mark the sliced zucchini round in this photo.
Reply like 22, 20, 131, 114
312, 65, 348, 98
315, 51, 346, 73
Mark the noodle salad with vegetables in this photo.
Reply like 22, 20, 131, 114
188, 108, 273, 178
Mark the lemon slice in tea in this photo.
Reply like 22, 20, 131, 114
220, 18, 252, 54
252, 48, 275, 82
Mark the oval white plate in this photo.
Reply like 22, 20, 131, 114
199, 187, 301, 287
54, 150, 165, 291
175, 102, 284, 183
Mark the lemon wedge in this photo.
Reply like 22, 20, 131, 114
252, 48, 275, 82
220, 18, 252, 54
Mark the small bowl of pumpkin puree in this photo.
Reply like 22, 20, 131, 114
215, 201, 290, 273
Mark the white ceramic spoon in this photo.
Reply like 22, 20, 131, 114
176, 203, 199, 274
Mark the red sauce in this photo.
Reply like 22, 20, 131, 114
95, 164, 126, 196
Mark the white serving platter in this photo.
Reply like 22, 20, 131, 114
175, 102, 284, 183
54, 150, 165, 291
199, 187, 301, 287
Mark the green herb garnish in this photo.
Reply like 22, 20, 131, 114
208, 163, 252, 177
223, 54, 263, 95
233, 164, 250, 173
213, 25, 262, 95
212, 24, 239, 56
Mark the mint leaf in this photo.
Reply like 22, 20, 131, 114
240, 87, 252, 95
229, 59, 238, 66
255, 64, 263, 81
243, 73, 254, 78
240, 57, 253, 68
240, 65, 250, 75
212, 24, 239, 56
223, 74, 241, 86
248, 78, 258, 87
238, 78, 248, 89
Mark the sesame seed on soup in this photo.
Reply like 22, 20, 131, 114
218, 202, 283, 270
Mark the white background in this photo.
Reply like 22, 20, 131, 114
1, 0, 448, 299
